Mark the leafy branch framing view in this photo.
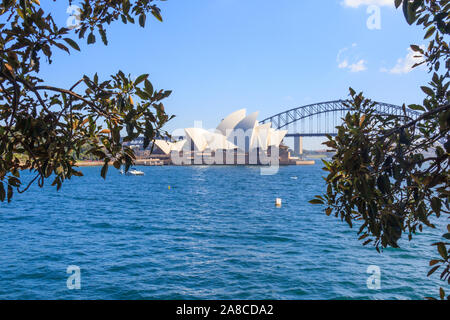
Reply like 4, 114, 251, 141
0, 0, 173, 202
0, 0, 449, 300
311, 0, 449, 300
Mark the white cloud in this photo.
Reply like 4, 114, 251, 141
381, 47, 425, 74
349, 59, 368, 72
338, 60, 349, 69
337, 44, 368, 73
341, 0, 394, 8
339, 59, 367, 72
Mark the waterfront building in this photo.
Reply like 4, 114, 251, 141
153, 109, 289, 165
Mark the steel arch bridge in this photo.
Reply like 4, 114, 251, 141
260, 99, 421, 155
260, 99, 420, 137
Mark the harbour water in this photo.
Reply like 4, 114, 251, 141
0, 165, 444, 299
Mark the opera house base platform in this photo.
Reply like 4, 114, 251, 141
134, 157, 315, 166
133, 147, 316, 166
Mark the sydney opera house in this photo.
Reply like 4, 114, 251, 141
153, 109, 289, 165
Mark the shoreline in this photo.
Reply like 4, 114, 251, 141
76, 161, 106, 167
75, 160, 316, 167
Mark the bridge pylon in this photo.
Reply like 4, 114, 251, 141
294, 136, 303, 156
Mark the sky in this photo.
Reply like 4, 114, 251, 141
38, 0, 431, 149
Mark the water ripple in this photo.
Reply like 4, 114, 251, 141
0, 165, 444, 299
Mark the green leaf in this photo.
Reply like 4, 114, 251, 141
7, 185, 13, 203
139, 14, 146, 27
151, 8, 163, 22
410, 45, 423, 53
431, 197, 441, 215
113, 161, 121, 170
0, 182, 5, 202
144, 79, 154, 96
112, 126, 121, 144
54, 42, 69, 54
309, 198, 324, 205
429, 259, 441, 266
63, 38, 80, 51
101, 162, 108, 180
394, 0, 402, 9
421, 86, 434, 97
408, 104, 425, 111
403, 0, 417, 25
99, 29, 108, 45
377, 175, 390, 194
87, 32, 96, 44
427, 265, 440, 277
135, 74, 149, 86
437, 243, 448, 260
424, 26, 436, 39
432, 72, 439, 84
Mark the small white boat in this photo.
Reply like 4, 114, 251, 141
120, 168, 145, 176
127, 169, 145, 176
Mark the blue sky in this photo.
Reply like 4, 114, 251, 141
39, 0, 430, 149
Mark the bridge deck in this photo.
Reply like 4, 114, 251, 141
285, 133, 337, 137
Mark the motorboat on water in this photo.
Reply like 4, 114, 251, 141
128, 169, 145, 176
120, 168, 145, 176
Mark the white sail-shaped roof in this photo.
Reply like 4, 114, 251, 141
268, 128, 288, 147
154, 139, 187, 154
251, 123, 272, 150
154, 139, 172, 155
233, 111, 259, 132
204, 132, 238, 151
216, 109, 246, 137
185, 128, 210, 152
171, 140, 187, 152
230, 111, 259, 151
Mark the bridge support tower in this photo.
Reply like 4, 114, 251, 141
294, 136, 303, 156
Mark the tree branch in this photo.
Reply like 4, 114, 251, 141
34, 85, 110, 118
383, 103, 450, 139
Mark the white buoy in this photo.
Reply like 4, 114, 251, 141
275, 198, 282, 207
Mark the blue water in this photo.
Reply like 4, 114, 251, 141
0, 164, 444, 299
